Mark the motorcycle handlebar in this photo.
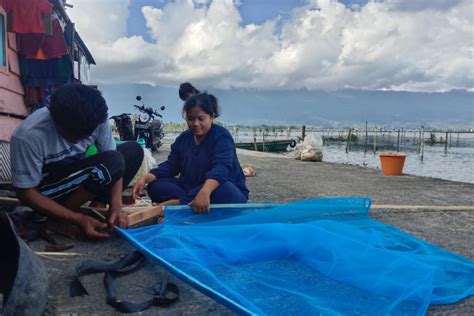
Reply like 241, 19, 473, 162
133, 104, 163, 117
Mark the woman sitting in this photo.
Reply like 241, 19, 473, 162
133, 92, 249, 213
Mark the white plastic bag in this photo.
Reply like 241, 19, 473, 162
129, 147, 157, 187
294, 133, 323, 161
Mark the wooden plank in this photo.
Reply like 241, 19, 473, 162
0, 196, 20, 205
0, 197, 163, 227
126, 205, 163, 226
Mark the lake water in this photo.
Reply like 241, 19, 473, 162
164, 130, 474, 184
319, 144, 474, 184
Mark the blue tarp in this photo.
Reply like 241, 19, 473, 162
118, 197, 474, 315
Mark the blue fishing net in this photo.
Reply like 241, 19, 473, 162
119, 197, 474, 315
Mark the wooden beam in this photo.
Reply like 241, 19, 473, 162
126, 205, 163, 226
0, 196, 21, 205
0, 197, 163, 227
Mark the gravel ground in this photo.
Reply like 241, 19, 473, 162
3, 144, 473, 315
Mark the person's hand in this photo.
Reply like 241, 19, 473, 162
132, 176, 148, 200
77, 215, 110, 239
189, 189, 211, 213
107, 207, 129, 228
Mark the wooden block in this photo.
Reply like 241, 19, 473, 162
126, 205, 163, 227
83, 205, 164, 227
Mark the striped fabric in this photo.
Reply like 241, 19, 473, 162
39, 164, 111, 200
0, 142, 12, 183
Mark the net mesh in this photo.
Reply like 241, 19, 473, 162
119, 197, 474, 315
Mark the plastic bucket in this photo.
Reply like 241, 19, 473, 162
379, 152, 406, 176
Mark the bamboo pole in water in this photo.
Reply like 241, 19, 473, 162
444, 131, 448, 154
420, 126, 425, 161
397, 129, 400, 152
417, 129, 422, 154
373, 127, 377, 154
364, 121, 368, 154
345, 128, 352, 153
402, 128, 405, 150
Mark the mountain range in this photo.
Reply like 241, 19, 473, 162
99, 84, 473, 129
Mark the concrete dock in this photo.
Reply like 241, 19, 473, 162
6, 145, 474, 315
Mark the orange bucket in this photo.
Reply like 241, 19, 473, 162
379, 152, 406, 176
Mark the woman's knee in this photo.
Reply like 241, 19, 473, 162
147, 178, 185, 202
211, 182, 247, 204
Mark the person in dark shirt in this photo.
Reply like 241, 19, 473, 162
133, 92, 248, 213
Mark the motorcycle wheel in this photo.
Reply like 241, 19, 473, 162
148, 124, 163, 152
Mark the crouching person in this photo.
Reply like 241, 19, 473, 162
133, 92, 248, 213
10, 84, 144, 238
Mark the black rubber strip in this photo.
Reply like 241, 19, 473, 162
70, 251, 179, 313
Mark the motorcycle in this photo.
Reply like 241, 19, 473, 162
111, 96, 165, 152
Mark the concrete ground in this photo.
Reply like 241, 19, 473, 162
3, 144, 473, 315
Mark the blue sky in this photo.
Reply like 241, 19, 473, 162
128, 0, 369, 42
68, 0, 473, 92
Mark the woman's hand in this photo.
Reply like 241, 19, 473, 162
132, 173, 156, 200
189, 189, 211, 213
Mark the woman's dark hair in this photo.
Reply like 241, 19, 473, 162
179, 82, 200, 101
49, 84, 108, 138
183, 92, 220, 118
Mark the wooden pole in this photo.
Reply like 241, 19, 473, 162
373, 126, 377, 154
301, 125, 306, 142
444, 131, 448, 154
449, 131, 452, 148
420, 126, 425, 161
457, 131, 460, 147
417, 129, 422, 154
396, 129, 400, 152
345, 128, 351, 153
364, 121, 368, 154
402, 128, 405, 150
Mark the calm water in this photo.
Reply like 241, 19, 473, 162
320, 144, 474, 184
165, 130, 474, 184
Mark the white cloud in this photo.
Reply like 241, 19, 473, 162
66, 0, 474, 92
67, 0, 129, 44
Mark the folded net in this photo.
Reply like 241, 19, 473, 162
119, 197, 474, 315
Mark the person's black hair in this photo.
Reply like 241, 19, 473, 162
183, 92, 220, 118
179, 82, 200, 101
49, 84, 108, 138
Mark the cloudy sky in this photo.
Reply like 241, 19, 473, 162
67, 0, 473, 92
